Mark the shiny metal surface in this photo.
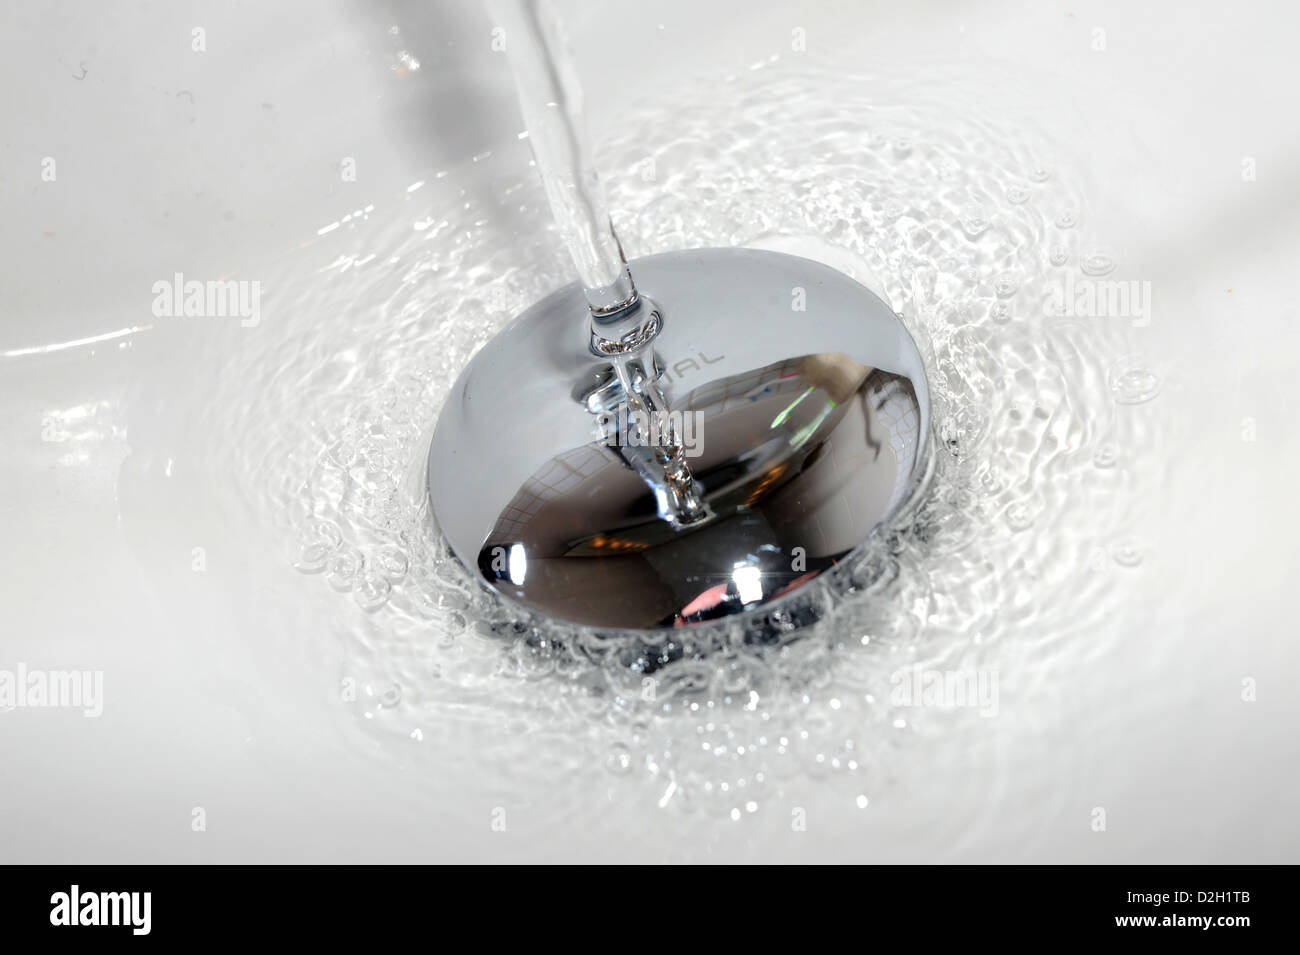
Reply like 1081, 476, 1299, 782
428, 247, 931, 632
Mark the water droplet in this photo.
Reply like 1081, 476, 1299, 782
398, 376, 426, 401
1109, 358, 1162, 404
354, 575, 392, 611
606, 743, 633, 774
1055, 211, 1078, 230
976, 467, 1004, 494
326, 549, 363, 592
960, 203, 991, 238
892, 137, 913, 159
1110, 539, 1143, 567
308, 519, 343, 548
1005, 502, 1035, 531
944, 304, 975, 326
1006, 183, 1030, 204
1080, 252, 1115, 276
1029, 165, 1052, 182
293, 541, 331, 574
994, 272, 1021, 298
1049, 245, 1069, 266
855, 794, 870, 809
990, 301, 1011, 323
390, 50, 421, 72
379, 683, 402, 707
374, 547, 409, 580
1092, 444, 1118, 468
325, 438, 359, 469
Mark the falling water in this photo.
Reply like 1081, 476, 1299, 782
491, 0, 708, 525
490, 0, 637, 315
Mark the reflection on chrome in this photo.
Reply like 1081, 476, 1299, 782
428, 247, 931, 633
475, 351, 922, 628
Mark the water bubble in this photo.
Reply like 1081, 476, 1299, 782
977, 467, 1003, 496
960, 203, 991, 238
1005, 502, 1035, 531
892, 137, 914, 159
1109, 358, 1162, 404
431, 585, 470, 613
293, 541, 332, 574
994, 272, 1021, 298
935, 157, 960, 180
943, 304, 975, 327
325, 437, 359, 469
605, 743, 634, 775
308, 519, 343, 548
354, 574, 392, 611
326, 549, 363, 592
374, 547, 409, 580
1080, 252, 1116, 276
1049, 245, 1069, 266
990, 302, 1011, 323
1109, 539, 1144, 567
398, 376, 426, 402
1092, 444, 1118, 469
1054, 211, 1078, 230
1006, 183, 1030, 204
378, 683, 403, 708
1029, 165, 1052, 182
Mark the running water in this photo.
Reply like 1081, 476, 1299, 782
490, 0, 636, 315
490, 0, 707, 526
189, 43, 1156, 834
